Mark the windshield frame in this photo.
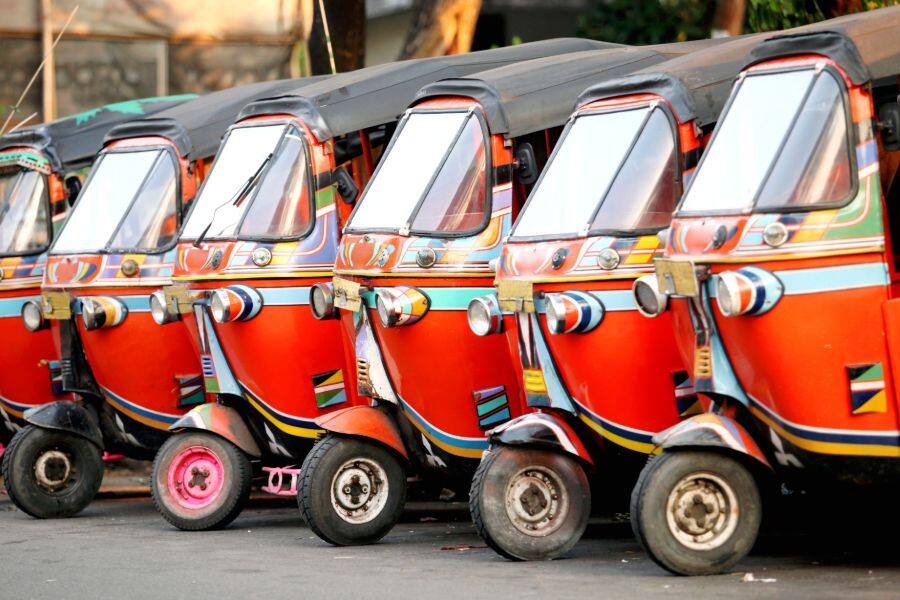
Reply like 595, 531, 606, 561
344, 106, 493, 240
179, 119, 316, 244
0, 165, 53, 258
509, 101, 680, 243
50, 144, 182, 256
675, 63, 857, 218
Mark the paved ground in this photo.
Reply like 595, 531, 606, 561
2, 481, 899, 600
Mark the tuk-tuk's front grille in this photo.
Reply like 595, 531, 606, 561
356, 359, 371, 388
694, 347, 712, 378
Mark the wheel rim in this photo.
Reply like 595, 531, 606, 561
34, 449, 73, 492
166, 445, 225, 510
665, 471, 739, 551
330, 457, 389, 524
504, 465, 568, 537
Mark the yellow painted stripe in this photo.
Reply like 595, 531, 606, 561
173, 271, 333, 282
577, 413, 658, 455
407, 418, 484, 459
105, 396, 170, 431
244, 394, 322, 439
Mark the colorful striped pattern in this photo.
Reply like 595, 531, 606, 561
847, 363, 886, 415
312, 369, 347, 408
473, 385, 510, 429
176, 374, 204, 408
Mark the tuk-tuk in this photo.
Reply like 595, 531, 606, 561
301, 42, 707, 547
629, 8, 900, 575
1, 81, 300, 519
0, 96, 194, 449
152, 38, 613, 532
465, 35, 761, 561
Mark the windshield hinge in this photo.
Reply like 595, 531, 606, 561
399, 224, 410, 236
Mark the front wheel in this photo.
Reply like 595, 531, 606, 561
298, 434, 406, 546
630, 450, 762, 576
1, 425, 103, 518
151, 431, 252, 531
470, 446, 590, 560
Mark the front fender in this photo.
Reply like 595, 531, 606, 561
315, 405, 408, 460
489, 412, 594, 466
654, 413, 771, 469
24, 401, 103, 448
169, 403, 262, 458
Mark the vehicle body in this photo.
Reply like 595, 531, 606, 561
2, 81, 300, 519
300, 42, 709, 546
0, 96, 195, 448
467, 35, 762, 561
628, 9, 900, 575
151, 39, 612, 531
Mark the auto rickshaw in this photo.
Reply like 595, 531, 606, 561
300, 42, 710, 547
1, 81, 300, 519
151, 38, 612, 532
464, 34, 763, 561
628, 8, 900, 575
0, 97, 194, 450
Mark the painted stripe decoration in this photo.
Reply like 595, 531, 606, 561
0, 294, 41, 318
473, 385, 511, 429
847, 363, 886, 415
312, 369, 347, 408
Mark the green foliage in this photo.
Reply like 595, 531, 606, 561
577, 0, 716, 45
747, 0, 825, 32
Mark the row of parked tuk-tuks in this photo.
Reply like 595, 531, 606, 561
1, 7, 899, 576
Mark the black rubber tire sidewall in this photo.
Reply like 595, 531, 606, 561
297, 434, 406, 546
1, 425, 103, 519
632, 450, 762, 576
470, 446, 590, 561
151, 431, 252, 531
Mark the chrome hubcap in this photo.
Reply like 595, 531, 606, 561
505, 467, 567, 537
34, 450, 72, 491
665, 471, 739, 550
330, 458, 389, 524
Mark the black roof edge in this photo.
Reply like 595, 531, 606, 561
103, 118, 192, 157
235, 95, 333, 141
0, 126, 62, 171
577, 73, 696, 123
745, 31, 868, 84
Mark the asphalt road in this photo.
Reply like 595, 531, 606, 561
2, 492, 899, 600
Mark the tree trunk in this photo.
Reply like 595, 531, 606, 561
308, 0, 366, 74
823, 0, 865, 18
399, 0, 483, 59
711, 0, 746, 37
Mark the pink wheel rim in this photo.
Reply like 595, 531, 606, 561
166, 445, 225, 510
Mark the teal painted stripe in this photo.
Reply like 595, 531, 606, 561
399, 398, 488, 450
0, 294, 40, 318
362, 287, 494, 311
259, 286, 312, 306
476, 396, 508, 416
777, 263, 888, 295
480, 408, 511, 427
119, 295, 151, 313
534, 290, 636, 313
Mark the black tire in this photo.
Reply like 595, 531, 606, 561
298, 434, 406, 546
1, 425, 103, 518
151, 431, 252, 531
631, 450, 761, 576
469, 446, 590, 561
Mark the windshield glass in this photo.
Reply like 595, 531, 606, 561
54, 149, 173, 253
513, 107, 666, 238
181, 124, 296, 240
0, 169, 50, 255
349, 111, 488, 234
679, 68, 851, 214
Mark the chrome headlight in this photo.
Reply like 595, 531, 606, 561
633, 274, 668, 318
149, 290, 180, 325
715, 267, 783, 317
81, 297, 127, 331
22, 300, 47, 332
209, 285, 263, 323
467, 294, 503, 336
544, 291, 604, 334
374, 287, 429, 328
310, 282, 338, 320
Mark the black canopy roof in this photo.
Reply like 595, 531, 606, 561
413, 38, 722, 138
103, 79, 312, 160
747, 6, 900, 84
578, 34, 766, 127
236, 38, 618, 141
0, 95, 196, 172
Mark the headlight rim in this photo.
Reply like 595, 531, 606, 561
21, 300, 47, 332
633, 273, 668, 318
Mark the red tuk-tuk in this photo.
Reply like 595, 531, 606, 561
151, 39, 613, 531
300, 43, 705, 546
466, 35, 761, 561
0, 97, 193, 450
1, 81, 299, 519
629, 8, 900, 575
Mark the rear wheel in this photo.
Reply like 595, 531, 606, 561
631, 450, 761, 576
151, 431, 252, 531
298, 434, 406, 546
1, 425, 103, 518
470, 446, 590, 560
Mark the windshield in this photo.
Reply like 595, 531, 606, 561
181, 124, 312, 241
348, 110, 488, 235
0, 169, 50, 255
513, 106, 675, 239
679, 68, 852, 214
53, 149, 178, 254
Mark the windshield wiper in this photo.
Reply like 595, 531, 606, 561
193, 152, 273, 248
